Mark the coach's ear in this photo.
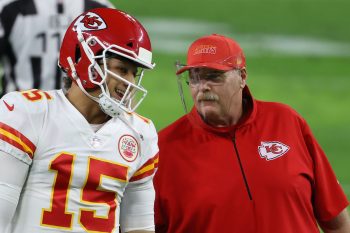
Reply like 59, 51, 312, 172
240, 68, 247, 88
240, 68, 247, 80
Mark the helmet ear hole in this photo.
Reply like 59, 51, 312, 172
75, 45, 81, 63
91, 69, 98, 80
126, 42, 133, 48
89, 65, 99, 81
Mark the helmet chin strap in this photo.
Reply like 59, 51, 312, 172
98, 93, 123, 117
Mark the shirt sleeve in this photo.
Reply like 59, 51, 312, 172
0, 92, 39, 165
302, 120, 349, 221
120, 178, 156, 233
120, 120, 159, 232
0, 151, 29, 232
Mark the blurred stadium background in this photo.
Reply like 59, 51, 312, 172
112, 0, 350, 200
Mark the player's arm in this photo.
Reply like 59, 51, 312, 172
0, 151, 30, 231
120, 119, 158, 233
318, 208, 350, 233
120, 175, 156, 233
0, 92, 40, 229
120, 152, 158, 233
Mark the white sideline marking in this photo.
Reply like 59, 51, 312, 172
141, 17, 350, 57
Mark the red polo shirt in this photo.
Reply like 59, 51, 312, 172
154, 88, 348, 233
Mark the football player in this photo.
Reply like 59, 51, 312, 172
0, 0, 114, 97
0, 8, 158, 233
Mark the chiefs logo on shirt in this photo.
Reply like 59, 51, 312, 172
258, 141, 290, 161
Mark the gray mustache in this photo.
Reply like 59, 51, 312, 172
197, 92, 219, 101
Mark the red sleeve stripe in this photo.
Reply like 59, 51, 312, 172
0, 122, 36, 159
130, 169, 156, 182
140, 153, 159, 169
130, 153, 159, 182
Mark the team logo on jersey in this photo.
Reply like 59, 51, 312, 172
258, 141, 290, 161
74, 12, 107, 31
118, 135, 139, 162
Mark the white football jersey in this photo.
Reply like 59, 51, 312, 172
0, 89, 159, 233
0, 0, 114, 97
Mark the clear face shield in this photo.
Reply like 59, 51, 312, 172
175, 61, 230, 113
175, 61, 193, 114
175, 60, 247, 128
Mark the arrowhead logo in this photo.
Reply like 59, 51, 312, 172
258, 141, 290, 161
74, 12, 107, 31
3, 100, 14, 111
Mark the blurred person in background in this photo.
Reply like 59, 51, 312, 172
0, 8, 158, 233
154, 33, 350, 233
0, 0, 114, 97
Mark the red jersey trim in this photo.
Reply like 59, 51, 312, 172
130, 153, 159, 182
0, 122, 36, 159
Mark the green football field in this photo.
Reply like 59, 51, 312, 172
111, 0, 350, 200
